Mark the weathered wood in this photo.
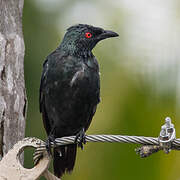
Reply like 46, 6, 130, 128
0, 0, 26, 160
0, 137, 60, 180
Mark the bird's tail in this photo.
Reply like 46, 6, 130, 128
53, 144, 77, 178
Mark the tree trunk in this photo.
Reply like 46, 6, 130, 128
0, 0, 26, 160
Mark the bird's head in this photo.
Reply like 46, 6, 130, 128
60, 24, 119, 56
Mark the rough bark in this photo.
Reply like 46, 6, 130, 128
0, 0, 26, 160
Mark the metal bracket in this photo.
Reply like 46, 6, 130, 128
159, 117, 176, 153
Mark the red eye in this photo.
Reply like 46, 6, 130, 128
85, 32, 92, 38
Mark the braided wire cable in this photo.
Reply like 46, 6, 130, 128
55, 135, 159, 145
33, 117, 179, 164
33, 134, 180, 164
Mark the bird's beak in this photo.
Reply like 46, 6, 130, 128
98, 30, 119, 40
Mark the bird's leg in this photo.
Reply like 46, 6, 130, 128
74, 128, 86, 150
46, 134, 55, 156
46, 128, 56, 155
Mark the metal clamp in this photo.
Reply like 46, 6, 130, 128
159, 117, 176, 153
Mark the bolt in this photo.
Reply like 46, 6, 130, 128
165, 117, 171, 128
161, 125, 168, 137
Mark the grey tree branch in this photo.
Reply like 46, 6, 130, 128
0, 0, 26, 160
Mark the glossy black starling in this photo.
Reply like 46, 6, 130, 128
39, 24, 118, 178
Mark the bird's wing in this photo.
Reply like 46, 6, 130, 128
39, 58, 52, 135
39, 58, 48, 112
39, 51, 69, 135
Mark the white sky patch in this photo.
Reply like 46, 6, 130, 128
33, 0, 65, 12
57, 1, 107, 31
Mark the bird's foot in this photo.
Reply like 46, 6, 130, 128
74, 128, 86, 150
45, 135, 56, 156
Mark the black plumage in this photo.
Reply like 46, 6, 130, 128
39, 24, 118, 178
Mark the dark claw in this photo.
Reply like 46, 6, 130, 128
74, 128, 86, 150
46, 135, 56, 156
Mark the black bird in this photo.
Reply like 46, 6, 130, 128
39, 24, 118, 178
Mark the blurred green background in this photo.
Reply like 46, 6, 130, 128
23, 0, 180, 179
